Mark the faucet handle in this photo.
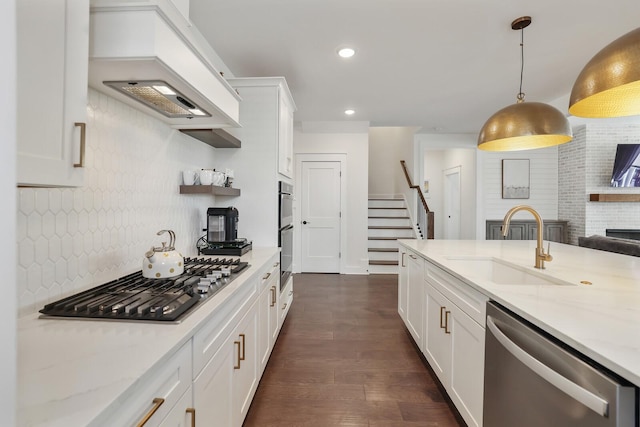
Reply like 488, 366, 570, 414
544, 242, 553, 261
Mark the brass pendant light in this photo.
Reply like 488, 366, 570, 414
478, 16, 573, 151
569, 27, 640, 118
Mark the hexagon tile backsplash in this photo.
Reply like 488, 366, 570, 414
17, 89, 220, 316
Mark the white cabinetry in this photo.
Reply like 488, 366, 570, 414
398, 250, 408, 321
405, 251, 424, 349
280, 276, 294, 327
217, 77, 296, 247
17, 0, 88, 187
424, 261, 488, 427
99, 341, 193, 426
258, 262, 280, 375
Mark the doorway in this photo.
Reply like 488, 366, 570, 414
443, 166, 461, 239
297, 156, 344, 273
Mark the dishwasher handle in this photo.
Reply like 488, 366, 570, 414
487, 316, 609, 417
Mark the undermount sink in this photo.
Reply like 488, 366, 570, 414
443, 256, 575, 286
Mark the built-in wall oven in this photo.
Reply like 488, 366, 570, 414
278, 181, 293, 291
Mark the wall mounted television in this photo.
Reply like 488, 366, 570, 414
610, 144, 640, 187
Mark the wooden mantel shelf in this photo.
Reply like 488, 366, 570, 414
180, 185, 240, 196
589, 193, 640, 202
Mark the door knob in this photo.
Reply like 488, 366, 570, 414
302, 221, 309, 224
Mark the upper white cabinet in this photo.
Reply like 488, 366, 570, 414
278, 91, 295, 178
17, 0, 89, 187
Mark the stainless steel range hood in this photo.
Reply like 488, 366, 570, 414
88, 0, 242, 148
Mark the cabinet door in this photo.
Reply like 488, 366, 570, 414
193, 337, 234, 427
159, 387, 195, 427
17, 0, 88, 187
277, 91, 294, 178
405, 252, 424, 348
232, 302, 259, 426
449, 304, 485, 427
280, 276, 294, 327
485, 222, 505, 240
398, 250, 408, 321
424, 283, 452, 386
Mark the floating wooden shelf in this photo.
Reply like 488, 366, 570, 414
589, 193, 640, 202
179, 185, 240, 196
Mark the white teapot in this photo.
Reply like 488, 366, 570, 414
143, 230, 184, 279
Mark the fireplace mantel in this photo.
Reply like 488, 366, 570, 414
589, 193, 640, 202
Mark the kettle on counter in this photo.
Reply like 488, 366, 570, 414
143, 230, 184, 279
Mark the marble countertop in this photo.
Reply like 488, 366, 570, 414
398, 239, 640, 387
17, 247, 279, 427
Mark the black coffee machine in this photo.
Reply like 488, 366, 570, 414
200, 207, 252, 256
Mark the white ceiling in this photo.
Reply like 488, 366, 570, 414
189, 0, 640, 135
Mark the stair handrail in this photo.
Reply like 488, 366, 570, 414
400, 160, 434, 239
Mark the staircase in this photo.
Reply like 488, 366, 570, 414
368, 198, 416, 274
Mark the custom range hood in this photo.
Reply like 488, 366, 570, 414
88, 0, 242, 148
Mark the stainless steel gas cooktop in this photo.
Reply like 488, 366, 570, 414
39, 257, 249, 323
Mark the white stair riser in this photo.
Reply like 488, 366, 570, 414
368, 251, 399, 261
368, 228, 415, 238
368, 208, 408, 217
368, 199, 405, 209
368, 239, 401, 249
368, 217, 412, 227
368, 264, 399, 274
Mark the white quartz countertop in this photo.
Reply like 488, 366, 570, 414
17, 247, 279, 427
398, 239, 640, 387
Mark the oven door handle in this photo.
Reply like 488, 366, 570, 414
487, 316, 609, 417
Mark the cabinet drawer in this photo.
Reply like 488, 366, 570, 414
280, 276, 293, 325
260, 260, 280, 292
193, 277, 258, 376
100, 341, 192, 427
425, 261, 488, 326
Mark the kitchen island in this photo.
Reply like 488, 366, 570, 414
398, 239, 640, 427
17, 247, 287, 427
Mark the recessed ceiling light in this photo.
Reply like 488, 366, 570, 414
344, 109, 355, 115
337, 47, 356, 58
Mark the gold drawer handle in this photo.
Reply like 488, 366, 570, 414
73, 122, 86, 168
270, 286, 276, 307
401, 252, 406, 267
282, 302, 288, 310
439, 306, 446, 329
273, 262, 280, 267
136, 397, 165, 427
239, 333, 246, 361
263, 272, 271, 280
444, 310, 451, 334
234, 340, 241, 369
186, 408, 196, 427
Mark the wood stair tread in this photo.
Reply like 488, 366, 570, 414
369, 260, 399, 266
368, 226, 413, 229
368, 207, 406, 209
368, 248, 399, 252
368, 198, 404, 201
368, 216, 410, 219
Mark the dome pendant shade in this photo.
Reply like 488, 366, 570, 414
478, 102, 573, 151
569, 27, 640, 118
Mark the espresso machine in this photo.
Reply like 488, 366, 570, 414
199, 207, 252, 256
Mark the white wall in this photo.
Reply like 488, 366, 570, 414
368, 127, 420, 196
17, 90, 219, 315
293, 129, 369, 274
478, 146, 560, 238
3, 0, 16, 423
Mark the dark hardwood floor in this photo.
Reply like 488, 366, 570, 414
244, 273, 464, 426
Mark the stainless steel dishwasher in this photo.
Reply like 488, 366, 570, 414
484, 302, 638, 427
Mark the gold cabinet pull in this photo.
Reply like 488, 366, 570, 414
73, 122, 86, 168
401, 252, 406, 267
136, 397, 165, 427
444, 311, 451, 334
186, 408, 196, 427
270, 286, 276, 307
263, 272, 271, 280
234, 340, 241, 369
282, 302, 288, 310
239, 333, 246, 361
409, 254, 417, 260
273, 262, 280, 267
439, 306, 446, 329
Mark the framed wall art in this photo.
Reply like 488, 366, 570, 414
502, 159, 530, 199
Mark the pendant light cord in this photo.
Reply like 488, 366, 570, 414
517, 27, 525, 102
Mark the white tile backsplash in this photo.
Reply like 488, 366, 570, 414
17, 89, 220, 316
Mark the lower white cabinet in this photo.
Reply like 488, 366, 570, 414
398, 250, 408, 321
279, 276, 294, 327
405, 251, 424, 349
258, 262, 280, 375
159, 387, 195, 427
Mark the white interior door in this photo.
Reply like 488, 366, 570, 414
443, 166, 461, 240
300, 161, 341, 272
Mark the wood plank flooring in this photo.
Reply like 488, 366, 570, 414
244, 273, 465, 427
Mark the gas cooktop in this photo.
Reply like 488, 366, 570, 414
39, 257, 249, 323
